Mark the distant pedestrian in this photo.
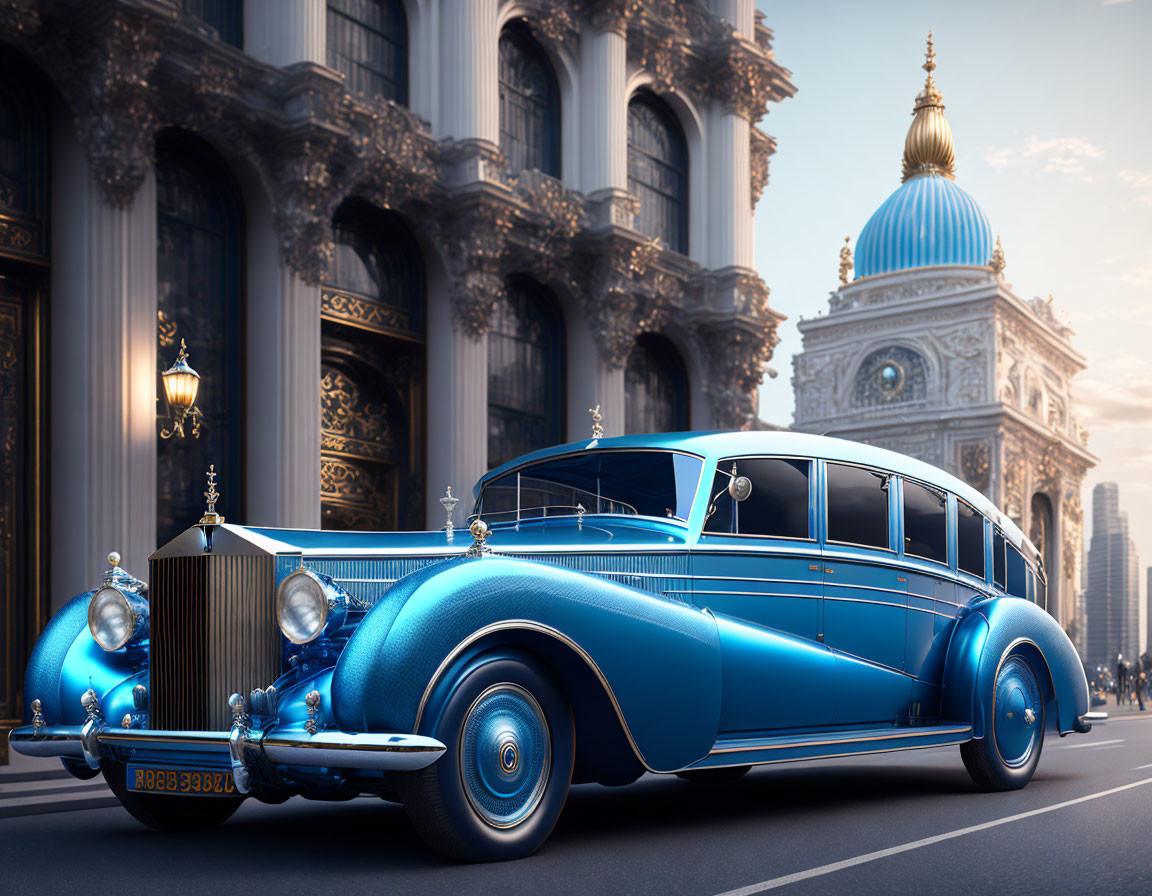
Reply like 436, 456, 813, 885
1138, 673, 1147, 712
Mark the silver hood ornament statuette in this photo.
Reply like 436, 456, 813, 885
467, 518, 490, 557
200, 464, 225, 526
589, 405, 604, 441
440, 486, 459, 538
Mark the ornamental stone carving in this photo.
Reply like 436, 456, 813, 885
355, 98, 440, 211
436, 197, 515, 339
958, 441, 991, 494
694, 318, 774, 430
0, 0, 38, 35
530, 0, 579, 47
577, 0, 645, 34
576, 234, 666, 367
831, 275, 987, 312
509, 170, 587, 281
39, 1, 167, 209
750, 128, 774, 208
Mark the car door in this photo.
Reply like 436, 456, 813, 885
901, 481, 960, 721
820, 461, 912, 726
693, 456, 836, 732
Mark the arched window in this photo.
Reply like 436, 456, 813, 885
625, 334, 689, 433
321, 203, 426, 530
628, 92, 688, 254
327, 0, 408, 105
488, 279, 565, 469
499, 23, 560, 178
156, 134, 245, 547
179, 0, 243, 47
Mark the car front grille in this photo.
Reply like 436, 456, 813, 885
149, 554, 280, 731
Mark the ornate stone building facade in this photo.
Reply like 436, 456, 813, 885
793, 38, 1094, 635
0, 0, 793, 751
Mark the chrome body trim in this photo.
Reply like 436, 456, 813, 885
8, 724, 446, 773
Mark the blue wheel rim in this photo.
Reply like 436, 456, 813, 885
993, 656, 1043, 768
459, 683, 551, 829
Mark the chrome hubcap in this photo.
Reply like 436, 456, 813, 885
459, 683, 550, 829
994, 656, 1043, 768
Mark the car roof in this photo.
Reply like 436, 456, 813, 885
478, 431, 1039, 562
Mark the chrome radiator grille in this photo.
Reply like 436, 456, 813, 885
149, 554, 280, 731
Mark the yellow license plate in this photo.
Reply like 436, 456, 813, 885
126, 765, 238, 797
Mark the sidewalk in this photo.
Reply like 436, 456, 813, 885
0, 756, 116, 818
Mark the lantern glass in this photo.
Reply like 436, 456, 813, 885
163, 368, 200, 411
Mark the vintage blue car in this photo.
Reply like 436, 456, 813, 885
10, 432, 1091, 860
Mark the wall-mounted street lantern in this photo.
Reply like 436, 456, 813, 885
160, 338, 203, 439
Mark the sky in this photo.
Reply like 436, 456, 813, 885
752, 0, 1152, 626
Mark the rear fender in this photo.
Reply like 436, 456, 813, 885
942, 599, 1088, 737
331, 556, 722, 772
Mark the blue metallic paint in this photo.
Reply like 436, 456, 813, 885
941, 598, 1087, 737
15, 430, 1091, 833
333, 556, 721, 772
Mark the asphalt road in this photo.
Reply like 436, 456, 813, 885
3, 716, 1150, 895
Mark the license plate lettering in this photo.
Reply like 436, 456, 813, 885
126, 765, 235, 797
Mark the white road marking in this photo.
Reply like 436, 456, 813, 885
1056, 738, 1125, 750
1133, 763, 1152, 770
711, 777, 1152, 896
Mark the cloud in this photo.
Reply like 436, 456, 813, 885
1075, 353, 1152, 430
983, 136, 1104, 181
1119, 169, 1152, 206
1101, 0, 1131, 6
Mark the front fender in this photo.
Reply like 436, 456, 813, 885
942, 598, 1089, 737
24, 591, 144, 727
331, 556, 722, 772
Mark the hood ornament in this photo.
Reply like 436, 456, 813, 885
200, 464, 225, 526
589, 405, 604, 441
440, 486, 459, 538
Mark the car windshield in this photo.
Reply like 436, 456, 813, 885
477, 450, 704, 524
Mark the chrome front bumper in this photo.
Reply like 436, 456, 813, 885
9, 723, 445, 792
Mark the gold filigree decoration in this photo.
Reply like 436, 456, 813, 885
157, 309, 178, 349
838, 237, 853, 286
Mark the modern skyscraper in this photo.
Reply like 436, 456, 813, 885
1085, 483, 1140, 667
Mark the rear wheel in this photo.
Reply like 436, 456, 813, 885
102, 762, 244, 831
403, 657, 574, 862
961, 654, 1046, 791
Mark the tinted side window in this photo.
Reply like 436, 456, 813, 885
957, 501, 985, 578
903, 479, 947, 564
826, 463, 890, 550
992, 529, 1007, 589
704, 457, 811, 538
1006, 545, 1027, 598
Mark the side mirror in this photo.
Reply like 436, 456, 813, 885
728, 476, 753, 502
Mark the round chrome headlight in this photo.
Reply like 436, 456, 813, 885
276, 569, 341, 645
88, 586, 147, 651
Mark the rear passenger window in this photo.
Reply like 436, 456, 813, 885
826, 463, 890, 550
704, 457, 811, 538
993, 529, 1007, 589
1006, 545, 1027, 597
957, 501, 985, 578
903, 479, 947, 564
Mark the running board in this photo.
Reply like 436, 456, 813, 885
686, 724, 974, 770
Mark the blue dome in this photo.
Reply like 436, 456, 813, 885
855, 174, 993, 279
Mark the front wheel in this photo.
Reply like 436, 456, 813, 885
403, 657, 575, 862
102, 762, 245, 831
961, 654, 1046, 791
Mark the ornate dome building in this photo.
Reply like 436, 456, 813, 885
793, 36, 1096, 640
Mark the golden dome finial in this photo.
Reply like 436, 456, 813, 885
902, 30, 955, 182
838, 236, 853, 286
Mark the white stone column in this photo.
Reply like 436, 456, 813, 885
437, 0, 498, 143
579, 26, 627, 195
567, 324, 625, 440
710, 0, 755, 39
245, 199, 321, 529
707, 107, 753, 270
244, 0, 325, 67
50, 114, 156, 610
427, 309, 488, 527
